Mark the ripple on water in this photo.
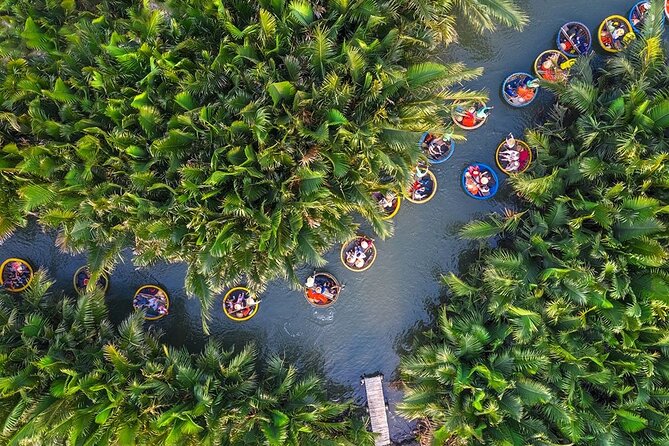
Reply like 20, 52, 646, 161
283, 321, 303, 337
309, 307, 336, 325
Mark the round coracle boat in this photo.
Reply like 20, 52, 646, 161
557, 22, 592, 57
496, 134, 532, 175
73, 266, 109, 294
340, 236, 377, 272
598, 15, 635, 53
462, 163, 499, 200
629, 1, 651, 34
534, 50, 574, 82
372, 191, 400, 220
223, 286, 259, 321
419, 132, 455, 164
304, 272, 341, 307
451, 102, 491, 130
407, 167, 437, 204
0, 258, 34, 292
502, 73, 539, 108
133, 285, 169, 320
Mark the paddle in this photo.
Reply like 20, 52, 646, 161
560, 26, 582, 55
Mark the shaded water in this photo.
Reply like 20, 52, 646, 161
0, 0, 637, 441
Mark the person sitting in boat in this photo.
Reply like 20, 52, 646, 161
326, 281, 340, 296
415, 162, 428, 178
505, 133, 516, 149
412, 186, 427, 200
499, 148, 520, 163
516, 78, 537, 103
426, 137, 447, 158
475, 105, 493, 120
504, 81, 518, 99
632, 3, 650, 26
611, 27, 626, 49
375, 191, 395, 211
464, 170, 480, 196
540, 58, 556, 81
456, 106, 479, 127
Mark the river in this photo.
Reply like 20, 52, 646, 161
0, 0, 639, 442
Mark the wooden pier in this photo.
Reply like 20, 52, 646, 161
362, 374, 391, 446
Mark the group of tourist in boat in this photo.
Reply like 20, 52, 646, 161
452, 103, 493, 129
343, 236, 375, 271
408, 164, 437, 203
133, 285, 169, 320
0, 258, 33, 292
74, 266, 109, 293
304, 272, 341, 307
496, 133, 532, 174
534, 51, 572, 82
372, 191, 400, 219
629, 2, 651, 32
463, 164, 497, 199
502, 73, 540, 107
558, 22, 591, 56
223, 287, 259, 321
420, 132, 455, 164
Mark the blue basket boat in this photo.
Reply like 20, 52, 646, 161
556, 22, 592, 57
462, 163, 499, 200
629, 1, 652, 34
502, 73, 539, 108
419, 132, 455, 164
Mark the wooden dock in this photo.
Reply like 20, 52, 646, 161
362, 374, 391, 446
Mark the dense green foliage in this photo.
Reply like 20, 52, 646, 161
0, 0, 525, 321
0, 272, 374, 445
399, 9, 669, 446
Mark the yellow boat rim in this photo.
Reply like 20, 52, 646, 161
598, 15, 635, 53
133, 285, 170, 320
223, 286, 259, 321
533, 50, 572, 82
0, 258, 34, 292
340, 236, 377, 272
495, 139, 533, 175
406, 170, 437, 204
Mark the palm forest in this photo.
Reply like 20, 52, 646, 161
0, 0, 668, 444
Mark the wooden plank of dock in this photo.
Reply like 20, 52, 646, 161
363, 375, 391, 446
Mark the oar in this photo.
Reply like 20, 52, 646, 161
560, 26, 582, 55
